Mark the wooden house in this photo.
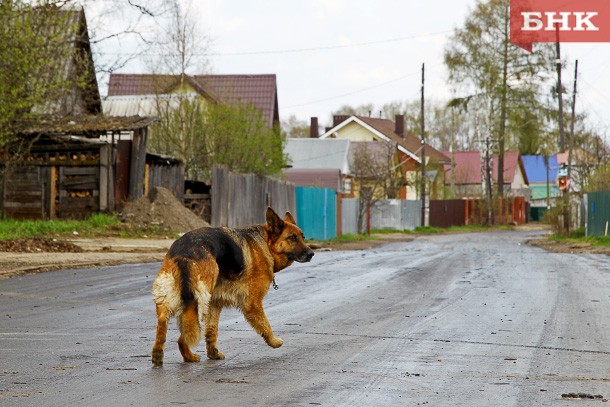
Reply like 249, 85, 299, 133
0, 7, 178, 220
443, 150, 529, 198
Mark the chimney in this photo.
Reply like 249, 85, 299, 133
333, 115, 350, 127
310, 117, 319, 138
395, 114, 405, 138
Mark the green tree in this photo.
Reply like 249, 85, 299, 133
585, 163, 610, 193
147, 95, 205, 178
444, 0, 555, 198
148, 99, 287, 180
0, 0, 92, 207
198, 101, 287, 178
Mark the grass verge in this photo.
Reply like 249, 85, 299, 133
325, 233, 377, 243
372, 224, 513, 235
0, 214, 122, 241
551, 227, 610, 247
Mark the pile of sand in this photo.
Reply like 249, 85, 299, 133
121, 187, 210, 233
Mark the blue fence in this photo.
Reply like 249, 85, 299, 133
295, 187, 337, 240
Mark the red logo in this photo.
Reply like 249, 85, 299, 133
510, 0, 610, 51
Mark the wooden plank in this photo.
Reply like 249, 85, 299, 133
129, 128, 147, 199
3, 202, 43, 208
50, 166, 58, 219
61, 180, 99, 190
144, 163, 150, 197
99, 145, 109, 212
61, 166, 99, 176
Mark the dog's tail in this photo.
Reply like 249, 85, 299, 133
176, 258, 201, 348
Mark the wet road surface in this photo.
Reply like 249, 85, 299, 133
1, 229, 609, 406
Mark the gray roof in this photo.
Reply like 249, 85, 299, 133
285, 138, 351, 175
102, 94, 200, 117
282, 168, 342, 191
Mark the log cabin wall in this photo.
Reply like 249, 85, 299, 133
2, 142, 105, 220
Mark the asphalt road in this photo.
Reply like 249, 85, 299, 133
1, 229, 609, 406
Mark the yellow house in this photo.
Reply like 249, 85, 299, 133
318, 115, 449, 199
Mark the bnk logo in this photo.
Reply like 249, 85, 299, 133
510, 0, 610, 51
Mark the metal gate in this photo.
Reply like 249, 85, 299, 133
587, 190, 610, 237
295, 187, 337, 240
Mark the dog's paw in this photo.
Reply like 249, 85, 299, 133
151, 350, 164, 366
267, 336, 283, 348
183, 353, 201, 363
207, 349, 225, 360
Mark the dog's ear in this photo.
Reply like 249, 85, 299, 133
266, 207, 284, 235
283, 211, 296, 225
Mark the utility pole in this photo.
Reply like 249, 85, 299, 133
555, 26, 567, 232
420, 63, 426, 227
568, 60, 578, 186
555, 29, 565, 152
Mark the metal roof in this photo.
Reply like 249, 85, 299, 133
443, 150, 523, 185
282, 168, 342, 191
102, 94, 200, 117
285, 138, 351, 174
106, 73, 279, 128
521, 155, 558, 183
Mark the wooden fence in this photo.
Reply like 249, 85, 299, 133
211, 166, 296, 228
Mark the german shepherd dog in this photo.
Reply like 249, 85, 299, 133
151, 207, 314, 366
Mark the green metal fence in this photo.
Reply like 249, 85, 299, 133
587, 190, 610, 237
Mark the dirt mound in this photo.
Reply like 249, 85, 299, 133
0, 238, 83, 253
121, 187, 209, 233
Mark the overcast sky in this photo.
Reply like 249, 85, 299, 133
94, 0, 610, 134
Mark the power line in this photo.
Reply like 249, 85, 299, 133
283, 63, 443, 110
284, 72, 421, 109
207, 31, 451, 56
95, 31, 451, 57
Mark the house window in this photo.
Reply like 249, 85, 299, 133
342, 178, 352, 194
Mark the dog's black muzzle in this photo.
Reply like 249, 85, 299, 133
293, 249, 315, 263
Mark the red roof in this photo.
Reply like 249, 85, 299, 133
107, 73, 279, 128
443, 150, 522, 185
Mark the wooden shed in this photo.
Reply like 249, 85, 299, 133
1, 115, 158, 219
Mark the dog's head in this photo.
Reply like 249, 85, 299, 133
265, 207, 314, 269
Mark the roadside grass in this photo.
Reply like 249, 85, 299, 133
0, 214, 122, 241
371, 224, 513, 235
325, 233, 376, 243
318, 224, 515, 243
551, 227, 610, 247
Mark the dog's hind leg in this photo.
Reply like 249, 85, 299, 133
152, 303, 170, 366
204, 303, 225, 360
177, 301, 201, 363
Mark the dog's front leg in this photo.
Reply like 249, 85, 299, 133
242, 301, 283, 348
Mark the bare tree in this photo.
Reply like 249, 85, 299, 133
281, 115, 310, 138
350, 142, 403, 233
